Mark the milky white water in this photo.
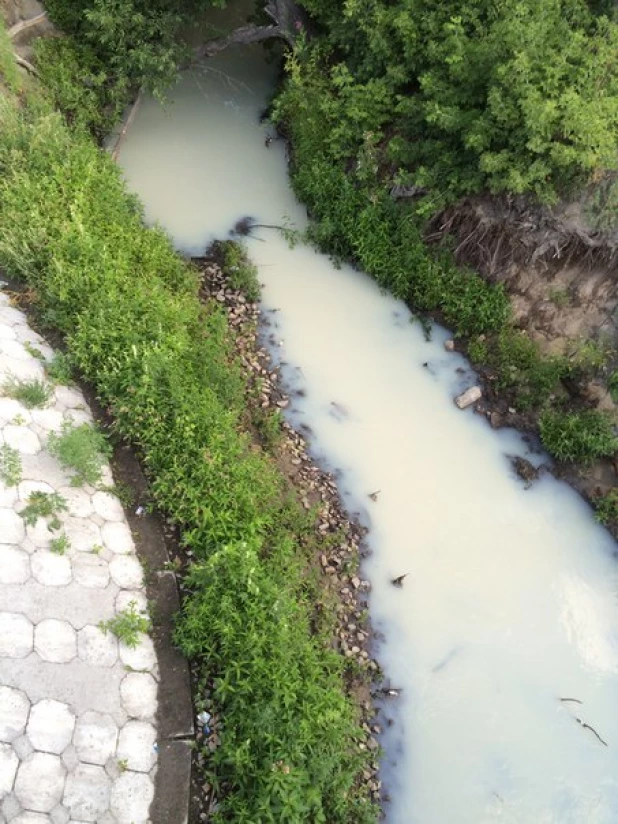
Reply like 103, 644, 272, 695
118, 46, 618, 823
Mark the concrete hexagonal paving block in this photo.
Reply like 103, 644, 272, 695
115, 590, 148, 616
26, 518, 57, 549
17, 480, 54, 501
27, 700, 75, 755
0, 482, 19, 507
63, 517, 101, 554
116, 721, 157, 773
108, 556, 143, 589
118, 636, 157, 674
12, 814, 50, 824
31, 551, 73, 587
92, 492, 125, 523
50, 803, 71, 824
63, 763, 111, 822
119, 674, 157, 721
34, 620, 77, 664
58, 487, 94, 519
30, 408, 64, 434
2, 792, 22, 820
0, 742, 19, 795
14, 753, 66, 813
73, 712, 118, 767
0, 397, 30, 424
4, 425, 41, 456
0, 304, 25, 324
72, 555, 110, 590
0, 613, 34, 658
77, 626, 118, 668
101, 522, 134, 555
0, 545, 30, 584
53, 387, 83, 410
0, 357, 45, 382
0, 508, 26, 544
0, 686, 30, 743
0, 322, 16, 340
12, 734, 34, 760
110, 772, 154, 824
0, 340, 31, 361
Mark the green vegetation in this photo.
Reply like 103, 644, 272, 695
0, 93, 374, 822
0, 18, 20, 93
468, 329, 570, 410
0, 444, 21, 487
286, 0, 618, 205
50, 534, 71, 554
595, 489, 618, 524
100, 601, 151, 648
46, 352, 74, 385
48, 422, 111, 487
21, 491, 67, 530
217, 240, 260, 302
539, 408, 618, 463
2, 377, 52, 408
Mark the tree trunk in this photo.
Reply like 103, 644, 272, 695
193, 0, 303, 61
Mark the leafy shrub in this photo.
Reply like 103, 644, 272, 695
540, 408, 618, 463
0, 96, 373, 821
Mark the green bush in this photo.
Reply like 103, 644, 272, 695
540, 408, 618, 463
0, 94, 373, 822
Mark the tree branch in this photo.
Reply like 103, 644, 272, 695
14, 53, 40, 78
8, 12, 49, 40
194, 24, 292, 60
192, 0, 303, 61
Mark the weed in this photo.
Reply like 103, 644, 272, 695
99, 601, 151, 648
24, 342, 45, 360
595, 490, 618, 525
117, 758, 129, 773
50, 534, 70, 554
609, 371, 618, 402
569, 339, 611, 374
548, 287, 570, 308
2, 377, 52, 409
219, 240, 260, 302
540, 408, 618, 463
252, 407, 283, 450
21, 491, 67, 530
0, 444, 21, 487
91, 544, 103, 555
48, 422, 110, 486
12, 414, 27, 426
46, 352, 73, 385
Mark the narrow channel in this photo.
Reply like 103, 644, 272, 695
117, 44, 618, 823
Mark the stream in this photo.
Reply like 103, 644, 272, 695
117, 44, 618, 824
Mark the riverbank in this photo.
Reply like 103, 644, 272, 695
272, 52, 618, 537
0, 58, 382, 819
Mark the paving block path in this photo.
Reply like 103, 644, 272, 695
0, 291, 159, 823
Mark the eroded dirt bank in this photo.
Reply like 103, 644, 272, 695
429, 194, 618, 531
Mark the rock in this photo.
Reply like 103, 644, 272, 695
444, 339, 455, 352
454, 386, 482, 409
